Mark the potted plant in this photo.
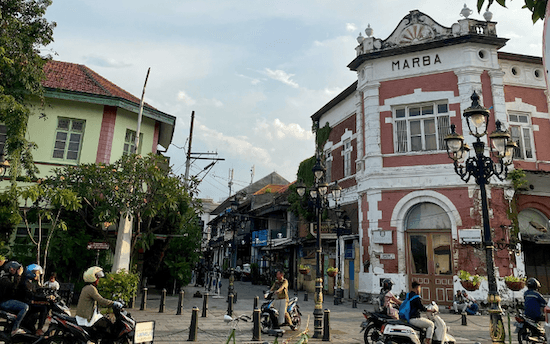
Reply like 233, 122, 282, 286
458, 270, 483, 291
299, 264, 311, 275
327, 267, 338, 277
504, 275, 526, 291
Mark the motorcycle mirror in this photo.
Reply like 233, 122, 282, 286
224, 315, 233, 323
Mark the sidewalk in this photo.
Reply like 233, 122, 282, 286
127, 279, 510, 344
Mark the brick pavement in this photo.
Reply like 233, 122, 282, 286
125, 279, 517, 344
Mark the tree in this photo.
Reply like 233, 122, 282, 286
476, 0, 547, 22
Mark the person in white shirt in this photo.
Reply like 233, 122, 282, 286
43, 272, 60, 291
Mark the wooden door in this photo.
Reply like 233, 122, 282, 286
407, 231, 454, 305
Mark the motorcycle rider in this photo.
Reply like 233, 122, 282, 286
268, 270, 295, 330
524, 277, 547, 322
75, 266, 122, 328
0, 261, 29, 336
408, 281, 435, 344
18, 264, 52, 336
379, 278, 402, 319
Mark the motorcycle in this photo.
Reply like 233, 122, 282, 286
381, 301, 456, 344
46, 303, 135, 343
360, 310, 393, 344
260, 291, 301, 333
514, 310, 546, 344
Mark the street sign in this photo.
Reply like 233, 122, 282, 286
134, 321, 155, 343
87, 242, 110, 250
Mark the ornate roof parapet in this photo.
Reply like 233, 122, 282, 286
354, 9, 498, 57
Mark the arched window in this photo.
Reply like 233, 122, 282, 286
406, 202, 452, 230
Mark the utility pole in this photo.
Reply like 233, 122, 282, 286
250, 165, 255, 185
184, 111, 195, 184
228, 168, 234, 196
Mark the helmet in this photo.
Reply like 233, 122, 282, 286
527, 277, 541, 290
25, 264, 43, 280
382, 278, 394, 291
83, 266, 105, 283
4, 261, 21, 275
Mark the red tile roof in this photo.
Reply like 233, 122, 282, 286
253, 184, 289, 195
43, 60, 147, 107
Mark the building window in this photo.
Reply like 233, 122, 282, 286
343, 140, 351, 177
394, 102, 450, 153
123, 129, 143, 155
325, 150, 332, 183
509, 113, 534, 160
53, 118, 85, 161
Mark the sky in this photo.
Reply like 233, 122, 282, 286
44, 0, 544, 203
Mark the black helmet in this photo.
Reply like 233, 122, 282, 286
527, 278, 541, 290
382, 278, 394, 291
4, 261, 22, 275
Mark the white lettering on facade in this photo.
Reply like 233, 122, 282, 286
392, 54, 442, 71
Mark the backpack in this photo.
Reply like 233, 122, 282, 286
398, 292, 420, 322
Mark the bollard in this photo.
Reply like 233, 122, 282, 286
322, 309, 331, 341
128, 295, 135, 309
304, 292, 308, 302
159, 288, 166, 313
140, 287, 148, 311
188, 306, 199, 341
227, 294, 234, 316
462, 312, 467, 326
252, 308, 261, 341
177, 289, 184, 315
352, 299, 357, 308
254, 296, 259, 310
234, 292, 238, 303
201, 293, 209, 317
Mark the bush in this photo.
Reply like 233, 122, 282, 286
97, 269, 140, 304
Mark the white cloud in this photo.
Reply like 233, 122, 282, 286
211, 98, 224, 107
177, 91, 196, 105
346, 23, 357, 32
84, 55, 132, 68
272, 119, 313, 141
236, 73, 262, 85
264, 68, 299, 88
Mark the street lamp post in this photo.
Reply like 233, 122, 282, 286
296, 157, 339, 338
334, 204, 351, 305
444, 91, 516, 344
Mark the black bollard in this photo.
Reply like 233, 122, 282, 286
188, 306, 199, 341
227, 294, 234, 316
254, 296, 259, 310
201, 293, 209, 317
304, 292, 308, 302
159, 288, 166, 313
140, 287, 148, 311
252, 308, 261, 341
128, 295, 135, 309
177, 289, 184, 315
234, 292, 238, 303
322, 309, 331, 341
462, 312, 467, 326
352, 299, 357, 308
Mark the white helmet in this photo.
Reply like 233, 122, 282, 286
83, 266, 105, 283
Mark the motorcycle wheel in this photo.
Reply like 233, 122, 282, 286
46, 327, 83, 344
260, 314, 273, 333
364, 323, 383, 344
291, 311, 301, 330
518, 326, 538, 344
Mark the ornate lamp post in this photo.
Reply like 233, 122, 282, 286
334, 202, 351, 305
295, 157, 339, 338
444, 91, 516, 344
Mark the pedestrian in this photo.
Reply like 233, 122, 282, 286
462, 291, 480, 315
452, 290, 466, 313
43, 272, 60, 291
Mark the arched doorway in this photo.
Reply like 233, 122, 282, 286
519, 208, 550, 294
406, 202, 453, 305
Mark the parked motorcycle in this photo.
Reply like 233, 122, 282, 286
46, 303, 135, 343
260, 291, 301, 333
381, 301, 456, 344
514, 309, 546, 344
360, 310, 393, 344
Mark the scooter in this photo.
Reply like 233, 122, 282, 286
260, 291, 301, 334
514, 309, 546, 344
360, 309, 393, 344
381, 301, 456, 344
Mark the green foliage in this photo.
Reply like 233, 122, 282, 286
299, 264, 311, 270
506, 169, 528, 243
458, 270, 484, 286
476, 0, 546, 22
0, 0, 55, 184
97, 269, 140, 303
504, 275, 526, 282
316, 122, 331, 152
327, 266, 337, 273
288, 156, 317, 220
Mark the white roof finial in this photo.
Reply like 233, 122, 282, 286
365, 24, 373, 37
460, 4, 473, 18
357, 32, 364, 43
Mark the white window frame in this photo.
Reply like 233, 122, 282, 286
52, 118, 85, 162
324, 150, 332, 183
343, 140, 352, 177
393, 101, 450, 153
508, 112, 535, 161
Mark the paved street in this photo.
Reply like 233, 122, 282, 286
125, 278, 520, 344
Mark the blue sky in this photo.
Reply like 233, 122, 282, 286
44, 1, 544, 202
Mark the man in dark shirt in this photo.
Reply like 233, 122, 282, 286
408, 281, 435, 344
0, 261, 29, 336
524, 278, 546, 321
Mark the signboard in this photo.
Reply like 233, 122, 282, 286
86, 242, 110, 250
134, 321, 155, 343
252, 229, 268, 247
459, 229, 482, 244
372, 230, 393, 244
344, 248, 355, 260
380, 253, 396, 260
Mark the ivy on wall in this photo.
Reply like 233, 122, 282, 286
506, 169, 529, 243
